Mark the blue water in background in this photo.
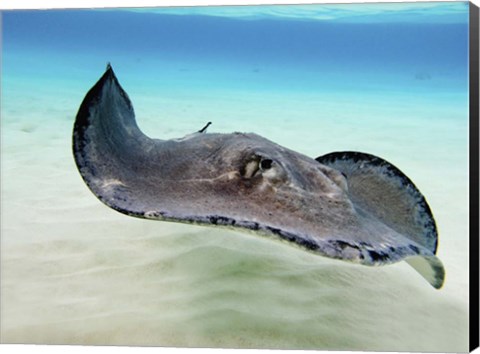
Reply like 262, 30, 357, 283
2, 2, 469, 97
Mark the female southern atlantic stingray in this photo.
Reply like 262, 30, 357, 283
73, 65, 445, 289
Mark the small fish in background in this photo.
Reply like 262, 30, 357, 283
414, 72, 432, 81
72, 64, 445, 289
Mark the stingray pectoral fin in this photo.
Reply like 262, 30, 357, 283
405, 255, 445, 289
73, 64, 157, 215
316, 151, 444, 289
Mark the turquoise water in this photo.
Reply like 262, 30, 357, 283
1, 2, 471, 351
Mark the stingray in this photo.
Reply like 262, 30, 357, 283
72, 64, 445, 289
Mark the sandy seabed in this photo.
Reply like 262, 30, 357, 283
0, 76, 470, 352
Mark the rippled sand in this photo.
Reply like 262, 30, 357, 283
1, 83, 470, 352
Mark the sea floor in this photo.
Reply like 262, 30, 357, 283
0, 61, 470, 351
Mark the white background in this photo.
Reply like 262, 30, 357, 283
0, 1, 478, 354
0, 0, 479, 10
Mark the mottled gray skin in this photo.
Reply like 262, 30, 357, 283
73, 65, 445, 289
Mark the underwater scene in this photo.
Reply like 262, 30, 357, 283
0, 1, 471, 351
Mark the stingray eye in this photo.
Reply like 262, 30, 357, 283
240, 156, 274, 179
260, 158, 273, 171
241, 159, 260, 179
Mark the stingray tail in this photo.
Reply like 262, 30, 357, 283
316, 151, 445, 289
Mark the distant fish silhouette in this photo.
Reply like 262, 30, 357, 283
415, 72, 432, 81
72, 64, 445, 289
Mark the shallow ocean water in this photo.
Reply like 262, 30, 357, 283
0, 2, 471, 352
